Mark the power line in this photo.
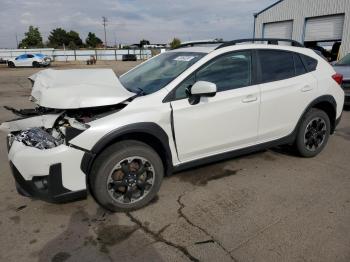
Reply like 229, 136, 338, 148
102, 16, 108, 49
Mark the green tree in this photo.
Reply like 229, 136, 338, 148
85, 32, 103, 48
48, 28, 69, 48
139, 39, 150, 48
19, 26, 43, 48
170, 38, 181, 49
48, 28, 83, 48
67, 30, 83, 47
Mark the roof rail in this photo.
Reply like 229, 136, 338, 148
215, 38, 304, 49
172, 40, 224, 50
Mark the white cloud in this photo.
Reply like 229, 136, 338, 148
0, 0, 277, 48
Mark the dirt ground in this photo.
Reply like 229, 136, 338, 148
0, 61, 349, 262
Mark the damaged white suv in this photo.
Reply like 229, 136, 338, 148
1, 39, 344, 211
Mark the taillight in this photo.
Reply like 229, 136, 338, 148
332, 73, 343, 85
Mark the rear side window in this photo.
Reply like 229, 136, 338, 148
294, 53, 307, 75
301, 54, 318, 71
258, 50, 295, 83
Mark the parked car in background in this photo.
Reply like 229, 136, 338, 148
333, 53, 350, 106
122, 54, 137, 61
7, 53, 51, 68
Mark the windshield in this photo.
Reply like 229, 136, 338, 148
336, 53, 350, 66
119, 52, 205, 95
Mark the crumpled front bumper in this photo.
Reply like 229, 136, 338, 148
7, 137, 87, 203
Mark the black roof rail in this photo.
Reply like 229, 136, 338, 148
172, 40, 224, 50
215, 38, 304, 49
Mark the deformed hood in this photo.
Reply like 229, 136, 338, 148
29, 69, 135, 109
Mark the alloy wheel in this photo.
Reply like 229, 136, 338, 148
303, 117, 327, 152
106, 156, 155, 204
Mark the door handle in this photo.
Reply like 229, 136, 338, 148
301, 85, 313, 92
242, 95, 257, 103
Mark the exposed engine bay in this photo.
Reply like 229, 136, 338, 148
3, 103, 127, 150
1, 68, 136, 150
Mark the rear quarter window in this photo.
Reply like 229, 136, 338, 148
300, 54, 318, 71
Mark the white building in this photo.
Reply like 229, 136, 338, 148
253, 0, 350, 59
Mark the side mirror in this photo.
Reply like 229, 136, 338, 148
188, 81, 217, 105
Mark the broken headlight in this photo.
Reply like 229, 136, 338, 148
15, 127, 64, 150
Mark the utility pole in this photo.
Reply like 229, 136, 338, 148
102, 16, 108, 49
15, 33, 19, 48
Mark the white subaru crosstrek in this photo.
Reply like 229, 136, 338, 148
1, 39, 344, 211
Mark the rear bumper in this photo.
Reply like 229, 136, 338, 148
7, 138, 87, 203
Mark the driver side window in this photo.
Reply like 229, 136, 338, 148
174, 51, 252, 100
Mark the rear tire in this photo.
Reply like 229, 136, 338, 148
295, 108, 330, 157
90, 140, 164, 212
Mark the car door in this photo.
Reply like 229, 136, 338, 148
15, 55, 27, 67
25, 54, 35, 66
170, 50, 260, 162
256, 49, 318, 143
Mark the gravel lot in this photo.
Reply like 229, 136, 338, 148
0, 61, 349, 262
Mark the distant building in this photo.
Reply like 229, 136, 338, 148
253, 0, 350, 59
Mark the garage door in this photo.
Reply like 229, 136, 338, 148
263, 21, 293, 39
304, 14, 344, 42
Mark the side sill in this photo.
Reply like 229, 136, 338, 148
172, 132, 295, 173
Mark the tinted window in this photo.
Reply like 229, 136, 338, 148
27, 54, 34, 58
301, 54, 318, 71
336, 53, 350, 66
174, 51, 252, 100
16, 55, 25, 60
259, 50, 295, 83
197, 51, 252, 92
294, 53, 307, 75
175, 74, 195, 100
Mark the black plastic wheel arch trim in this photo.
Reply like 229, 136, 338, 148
80, 122, 173, 176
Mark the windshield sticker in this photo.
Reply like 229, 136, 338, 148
174, 56, 196, 62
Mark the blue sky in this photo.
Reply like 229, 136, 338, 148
0, 0, 277, 48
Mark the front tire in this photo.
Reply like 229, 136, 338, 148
8, 62, 15, 68
32, 61, 40, 68
90, 140, 164, 212
295, 108, 330, 157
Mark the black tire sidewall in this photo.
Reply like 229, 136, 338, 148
296, 108, 330, 157
90, 141, 164, 212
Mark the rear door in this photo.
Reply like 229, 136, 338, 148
257, 49, 318, 143
25, 54, 35, 66
170, 50, 260, 162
